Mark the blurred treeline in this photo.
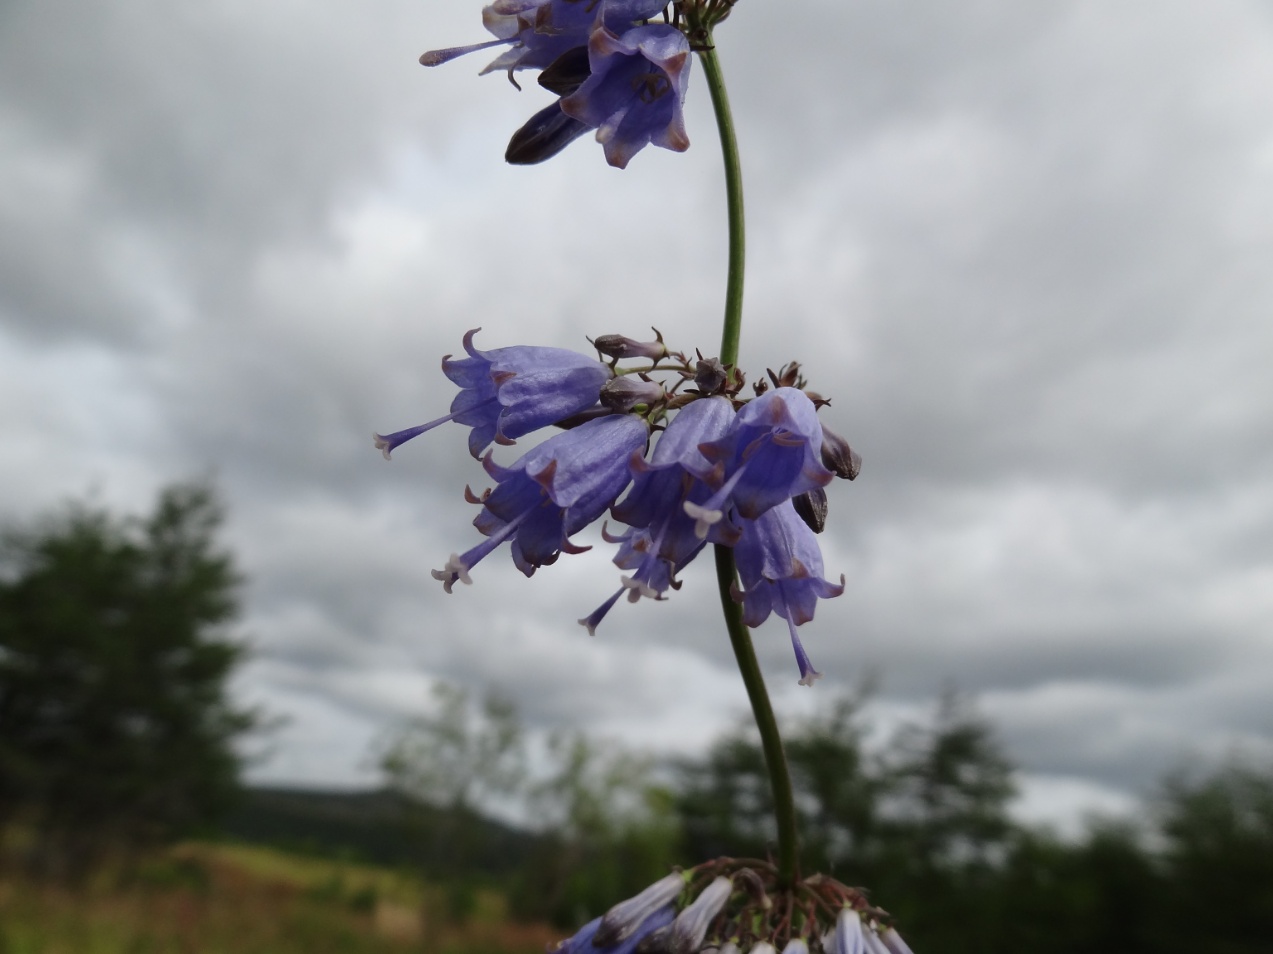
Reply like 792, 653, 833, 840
0, 483, 256, 879
372, 684, 1273, 954
3, 485, 1272, 953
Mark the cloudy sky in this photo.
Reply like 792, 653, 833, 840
3, 0, 1272, 833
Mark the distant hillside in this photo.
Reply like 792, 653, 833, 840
221, 786, 539, 874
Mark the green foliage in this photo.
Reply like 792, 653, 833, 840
0, 482, 257, 877
381, 683, 526, 814
379, 684, 680, 927
510, 730, 680, 927
1153, 765, 1273, 952
379, 683, 530, 920
677, 686, 1015, 889
0, 839, 552, 954
369, 679, 1273, 950
678, 687, 1273, 953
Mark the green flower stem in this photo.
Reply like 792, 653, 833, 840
713, 543, 799, 887
698, 27, 799, 888
696, 39, 746, 367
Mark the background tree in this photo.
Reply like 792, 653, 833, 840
512, 729, 680, 927
0, 482, 256, 878
379, 681, 527, 919
380, 681, 525, 816
874, 690, 1017, 952
676, 688, 1018, 952
1153, 764, 1273, 952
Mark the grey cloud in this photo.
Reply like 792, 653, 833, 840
2, 0, 1271, 830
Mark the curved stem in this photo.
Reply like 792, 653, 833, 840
696, 38, 745, 367
696, 17, 798, 889
713, 544, 798, 886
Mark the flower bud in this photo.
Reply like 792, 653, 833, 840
600, 377, 666, 412
820, 424, 861, 480
694, 358, 728, 395
593, 333, 669, 361
791, 488, 828, 534
733, 866, 771, 910
506, 101, 590, 165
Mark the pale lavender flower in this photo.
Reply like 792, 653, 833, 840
862, 933, 890, 954
596, 871, 688, 947
878, 928, 915, 954
828, 909, 865, 954
668, 876, 733, 954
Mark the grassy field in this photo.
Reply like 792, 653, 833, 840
0, 841, 562, 954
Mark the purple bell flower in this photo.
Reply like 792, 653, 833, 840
422, 0, 670, 80
561, 23, 691, 169
580, 398, 735, 633
421, 1, 583, 77
374, 329, 611, 461
684, 388, 834, 539
734, 500, 845, 686
434, 413, 648, 588
614, 396, 736, 557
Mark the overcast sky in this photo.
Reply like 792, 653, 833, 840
3, 0, 1272, 835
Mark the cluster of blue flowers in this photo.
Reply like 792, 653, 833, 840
374, 330, 860, 686
552, 863, 915, 954
421, 0, 692, 167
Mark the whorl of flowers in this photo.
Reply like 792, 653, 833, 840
374, 329, 858, 686
420, 1, 739, 167
550, 861, 915, 954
